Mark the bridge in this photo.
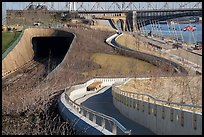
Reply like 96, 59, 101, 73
136, 8, 202, 27
3, 2, 202, 31
75, 8, 202, 31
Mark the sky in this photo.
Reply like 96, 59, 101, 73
2, 2, 202, 19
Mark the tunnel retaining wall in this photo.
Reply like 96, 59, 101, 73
2, 28, 75, 78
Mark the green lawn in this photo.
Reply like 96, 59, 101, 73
2, 31, 21, 54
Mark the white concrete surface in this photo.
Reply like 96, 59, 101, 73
59, 92, 113, 135
95, 19, 112, 28
61, 78, 134, 135
112, 86, 202, 135
74, 86, 111, 104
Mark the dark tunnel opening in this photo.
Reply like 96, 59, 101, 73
32, 36, 72, 73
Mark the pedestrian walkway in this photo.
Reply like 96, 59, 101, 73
74, 86, 111, 104
74, 86, 155, 135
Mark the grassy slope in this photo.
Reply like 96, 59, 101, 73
82, 53, 161, 77
2, 31, 21, 54
119, 76, 202, 111
116, 33, 166, 57
116, 34, 146, 51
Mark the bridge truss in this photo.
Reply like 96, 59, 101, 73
4, 2, 202, 11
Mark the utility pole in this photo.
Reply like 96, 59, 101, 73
177, 19, 184, 43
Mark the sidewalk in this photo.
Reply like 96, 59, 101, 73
75, 87, 155, 135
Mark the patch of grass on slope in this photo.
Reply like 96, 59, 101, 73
82, 53, 160, 77
2, 31, 21, 54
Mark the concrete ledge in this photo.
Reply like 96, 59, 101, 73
112, 86, 202, 135
58, 93, 113, 135
58, 78, 130, 135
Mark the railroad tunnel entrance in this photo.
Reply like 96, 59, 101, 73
32, 36, 72, 72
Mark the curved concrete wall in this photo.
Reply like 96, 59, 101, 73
69, 78, 129, 101
2, 28, 74, 77
58, 78, 130, 135
58, 93, 113, 135
112, 85, 202, 135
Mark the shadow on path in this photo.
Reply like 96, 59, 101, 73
81, 87, 155, 135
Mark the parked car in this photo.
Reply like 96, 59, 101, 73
33, 22, 41, 26
193, 44, 202, 50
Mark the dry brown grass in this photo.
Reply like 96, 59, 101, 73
82, 53, 162, 77
115, 33, 201, 75
115, 33, 174, 61
116, 33, 151, 53
2, 88, 76, 135
2, 27, 121, 135
119, 76, 202, 107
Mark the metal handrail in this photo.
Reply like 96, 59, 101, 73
66, 77, 129, 91
112, 85, 202, 110
65, 87, 131, 135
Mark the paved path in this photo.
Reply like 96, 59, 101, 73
140, 34, 202, 65
191, 49, 202, 56
76, 87, 155, 135
168, 48, 202, 66
74, 86, 111, 104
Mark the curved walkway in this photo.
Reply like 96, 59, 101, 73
78, 87, 155, 135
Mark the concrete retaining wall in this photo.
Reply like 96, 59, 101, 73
67, 77, 129, 101
2, 28, 74, 77
69, 86, 86, 101
112, 87, 202, 135
85, 78, 129, 87
68, 78, 128, 101
58, 78, 130, 135
58, 93, 113, 135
